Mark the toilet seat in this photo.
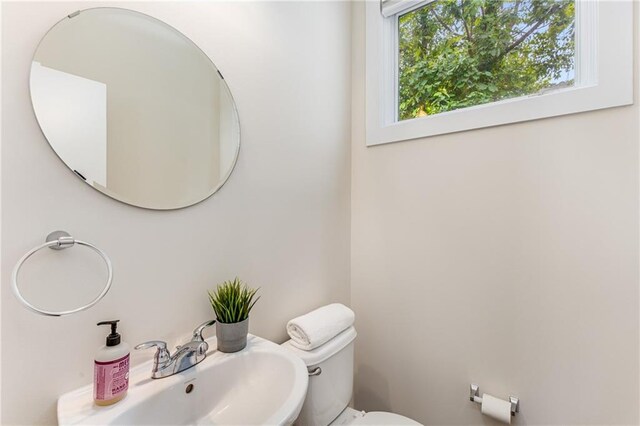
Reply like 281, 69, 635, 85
329, 408, 421, 426
351, 411, 422, 425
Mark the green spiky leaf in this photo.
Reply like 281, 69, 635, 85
208, 277, 260, 323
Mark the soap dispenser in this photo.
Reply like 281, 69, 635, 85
94, 320, 130, 406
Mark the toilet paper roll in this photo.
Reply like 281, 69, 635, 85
481, 393, 512, 424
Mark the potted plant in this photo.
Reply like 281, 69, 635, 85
208, 277, 260, 353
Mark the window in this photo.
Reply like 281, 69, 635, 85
365, 0, 633, 146
398, 1, 575, 120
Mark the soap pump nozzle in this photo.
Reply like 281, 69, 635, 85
97, 320, 121, 346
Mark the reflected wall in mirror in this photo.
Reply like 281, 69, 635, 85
30, 8, 240, 210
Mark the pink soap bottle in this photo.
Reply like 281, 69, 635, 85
94, 320, 130, 406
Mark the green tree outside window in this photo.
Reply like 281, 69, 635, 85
398, 0, 575, 120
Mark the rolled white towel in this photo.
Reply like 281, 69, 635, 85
286, 303, 355, 351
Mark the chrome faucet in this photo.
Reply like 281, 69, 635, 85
135, 319, 216, 379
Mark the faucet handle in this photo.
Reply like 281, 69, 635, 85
135, 340, 170, 364
192, 319, 216, 342
135, 340, 167, 351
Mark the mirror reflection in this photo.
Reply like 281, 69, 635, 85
30, 8, 240, 210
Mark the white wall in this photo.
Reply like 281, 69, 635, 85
351, 2, 639, 425
1, 2, 351, 424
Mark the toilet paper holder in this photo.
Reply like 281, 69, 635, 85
470, 384, 519, 416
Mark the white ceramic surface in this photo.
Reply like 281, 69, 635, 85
58, 335, 309, 425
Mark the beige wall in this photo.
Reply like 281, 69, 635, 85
3, 2, 639, 425
1, 1, 351, 424
350, 2, 639, 425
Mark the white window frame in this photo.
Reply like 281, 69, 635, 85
365, 0, 634, 146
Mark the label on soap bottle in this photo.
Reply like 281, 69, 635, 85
94, 354, 130, 401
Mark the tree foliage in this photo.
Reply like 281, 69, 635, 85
398, 0, 575, 120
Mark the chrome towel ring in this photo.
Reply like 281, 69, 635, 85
11, 231, 113, 317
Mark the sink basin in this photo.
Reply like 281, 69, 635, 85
58, 335, 309, 425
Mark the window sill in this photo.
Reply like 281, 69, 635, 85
368, 83, 633, 146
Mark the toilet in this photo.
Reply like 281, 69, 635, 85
282, 326, 421, 426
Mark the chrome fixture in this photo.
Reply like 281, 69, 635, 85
469, 383, 480, 402
192, 319, 216, 342
308, 366, 322, 376
509, 396, 520, 415
11, 230, 113, 317
136, 320, 216, 379
470, 383, 519, 416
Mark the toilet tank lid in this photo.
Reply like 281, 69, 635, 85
281, 326, 357, 366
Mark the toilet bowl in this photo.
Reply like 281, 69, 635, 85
282, 326, 421, 426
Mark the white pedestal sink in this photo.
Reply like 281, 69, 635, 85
58, 335, 309, 425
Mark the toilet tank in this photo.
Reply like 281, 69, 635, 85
282, 327, 357, 426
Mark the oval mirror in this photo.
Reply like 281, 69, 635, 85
30, 8, 240, 210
